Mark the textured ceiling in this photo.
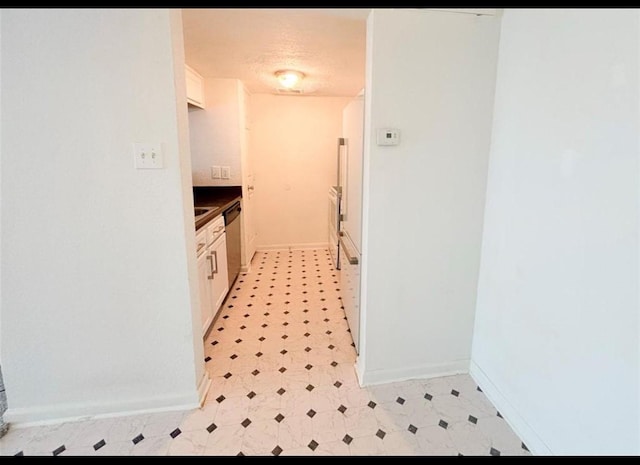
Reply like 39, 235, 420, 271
181, 8, 369, 97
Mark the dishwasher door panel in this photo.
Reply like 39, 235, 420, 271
225, 215, 241, 289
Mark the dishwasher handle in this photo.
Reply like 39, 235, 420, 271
223, 201, 242, 225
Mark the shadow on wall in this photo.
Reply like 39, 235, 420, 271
0, 366, 7, 437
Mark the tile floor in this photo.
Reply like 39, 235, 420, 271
0, 249, 531, 456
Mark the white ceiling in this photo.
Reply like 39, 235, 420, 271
181, 8, 369, 97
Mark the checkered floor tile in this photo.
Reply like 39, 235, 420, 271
0, 249, 530, 456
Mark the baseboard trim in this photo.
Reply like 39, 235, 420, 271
360, 359, 469, 386
197, 373, 212, 407
5, 391, 200, 428
256, 242, 328, 252
469, 360, 552, 456
355, 357, 366, 387
240, 251, 255, 274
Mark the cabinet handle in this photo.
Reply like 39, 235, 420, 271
197, 242, 206, 253
206, 254, 214, 280
214, 226, 224, 234
213, 250, 218, 274
339, 236, 359, 265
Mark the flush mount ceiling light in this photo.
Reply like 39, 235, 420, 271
275, 70, 305, 89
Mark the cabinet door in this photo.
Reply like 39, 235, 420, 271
185, 65, 205, 109
197, 247, 214, 336
210, 234, 229, 314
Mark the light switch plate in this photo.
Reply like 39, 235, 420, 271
221, 166, 231, 179
133, 143, 164, 169
211, 166, 221, 179
147, 143, 164, 168
133, 143, 145, 169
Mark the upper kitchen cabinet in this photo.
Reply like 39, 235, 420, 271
185, 64, 205, 109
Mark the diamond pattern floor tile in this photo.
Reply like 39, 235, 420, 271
0, 249, 530, 456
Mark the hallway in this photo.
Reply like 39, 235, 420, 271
0, 249, 530, 456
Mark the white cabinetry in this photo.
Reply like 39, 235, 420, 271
210, 230, 229, 312
196, 228, 214, 335
185, 64, 205, 109
196, 215, 229, 336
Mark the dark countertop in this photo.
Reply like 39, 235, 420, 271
193, 186, 242, 231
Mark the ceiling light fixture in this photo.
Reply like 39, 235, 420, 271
275, 70, 305, 89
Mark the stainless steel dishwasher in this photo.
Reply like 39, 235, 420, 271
223, 201, 242, 288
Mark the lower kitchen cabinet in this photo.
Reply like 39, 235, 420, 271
210, 233, 229, 313
197, 242, 215, 336
196, 214, 230, 337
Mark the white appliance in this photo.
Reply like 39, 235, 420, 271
328, 184, 341, 270
338, 92, 364, 354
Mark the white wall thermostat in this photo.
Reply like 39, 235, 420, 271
376, 128, 400, 146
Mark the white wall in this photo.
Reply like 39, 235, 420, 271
0, 9, 3, 362
0, 9, 204, 423
250, 94, 351, 249
0, 12, 4, 410
471, 9, 639, 455
170, 10, 208, 402
189, 78, 243, 186
358, 9, 500, 384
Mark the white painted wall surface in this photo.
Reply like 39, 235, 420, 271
429, 9, 499, 16
189, 78, 243, 186
471, 9, 639, 455
0, 9, 203, 423
0, 10, 3, 362
169, 10, 208, 401
250, 94, 351, 249
359, 9, 500, 384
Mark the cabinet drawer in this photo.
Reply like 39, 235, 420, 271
195, 229, 208, 257
206, 215, 226, 246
